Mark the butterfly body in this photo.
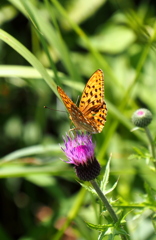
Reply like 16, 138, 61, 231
57, 69, 107, 134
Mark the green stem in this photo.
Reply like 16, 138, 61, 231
144, 127, 156, 169
90, 180, 118, 222
90, 180, 129, 240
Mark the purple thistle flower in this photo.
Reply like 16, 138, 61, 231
61, 133, 101, 181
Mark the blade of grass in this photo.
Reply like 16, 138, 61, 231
9, 0, 82, 83
20, 0, 60, 84
0, 166, 72, 179
0, 65, 84, 91
0, 29, 58, 95
1, 144, 60, 162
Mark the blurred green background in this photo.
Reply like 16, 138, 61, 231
1, 0, 156, 239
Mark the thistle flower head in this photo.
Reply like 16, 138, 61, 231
132, 108, 152, 128
61, 133, 100, 181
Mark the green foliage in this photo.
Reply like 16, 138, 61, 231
1, 0, 156, 239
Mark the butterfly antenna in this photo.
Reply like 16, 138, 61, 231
44, 106, 67, 114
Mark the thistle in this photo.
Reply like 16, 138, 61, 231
61, 133, 101, 181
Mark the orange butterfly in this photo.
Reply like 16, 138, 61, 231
57, 69, 107, 134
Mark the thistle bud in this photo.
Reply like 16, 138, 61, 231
132, 108, 152, 128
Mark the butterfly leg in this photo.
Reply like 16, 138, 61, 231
68, 128, 86, 137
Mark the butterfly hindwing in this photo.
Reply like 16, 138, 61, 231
70, 104, 97, 133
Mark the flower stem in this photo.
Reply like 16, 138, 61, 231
90, 179, 118, 222
90, 179, 129, 240
144, 127, 156, 169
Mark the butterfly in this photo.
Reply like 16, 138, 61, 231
57, 69, 107, 134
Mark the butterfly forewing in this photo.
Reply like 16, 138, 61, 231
57, 86, 77, 113
79, 69, 104, 114
57, 69, 107, 133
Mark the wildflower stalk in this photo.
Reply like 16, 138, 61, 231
132, 108, 156, 169
90, 179, 129, 240
144, 127, 156, 168
90, 180, 118, 222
